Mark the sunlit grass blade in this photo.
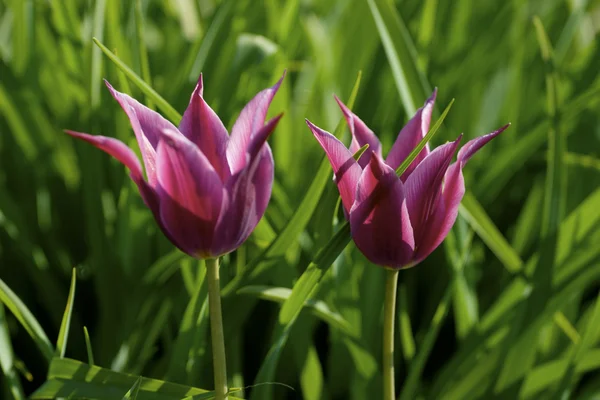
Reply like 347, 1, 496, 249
0, 278, 53, 362
122, 376, 142, 400
92, 37, 182, 124
55, 268, 77, 358
395, 99, 454, 176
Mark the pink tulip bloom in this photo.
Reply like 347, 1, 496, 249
67, 74, 284, 258
307, 90, 509, 269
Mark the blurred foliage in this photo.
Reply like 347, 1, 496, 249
1, 0, 600, 399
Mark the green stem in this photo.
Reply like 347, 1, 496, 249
206, 257, 228, 400
383, 268, 399, 400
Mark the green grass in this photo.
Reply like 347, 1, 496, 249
1, 0, 600, 399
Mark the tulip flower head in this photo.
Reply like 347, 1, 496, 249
67, 74, 284, 258
307, 91, 508, 269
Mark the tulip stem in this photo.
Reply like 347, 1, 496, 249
383, 268, 399, 400
206, 257, 228, 400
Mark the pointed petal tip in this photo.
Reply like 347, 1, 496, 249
334, 95, 352, 118
103, 79, 115, 92
272, 71, 286, 90
426, 88, 438, 105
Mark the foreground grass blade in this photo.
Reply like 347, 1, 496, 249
0, 278, 54, 362
92, 37, 182, 124
29, 357, 245, 400
55, 268, 77, 358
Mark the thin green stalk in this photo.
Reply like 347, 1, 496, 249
206, 257, 228, 400
383, 268, 399, 400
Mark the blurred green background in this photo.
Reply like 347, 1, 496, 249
1, 0, 600, 399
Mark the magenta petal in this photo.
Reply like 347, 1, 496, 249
227, 73, 285, 175
385, 89, 437, 180
105, 81, 179, 185
65, 130, 144, 181
457, 124, 510, 164
349, 154, 415, 268
306, 119, 362, 214
334, 96, 382, 168
404, 136, 461, 246
156, 129, 225, 257
212, 123, 277, 256
179, 74, 230, 181
412, 124, 509, 263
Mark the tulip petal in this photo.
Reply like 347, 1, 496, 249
65, 130, 187, 249
211, 117, 278, 256
413, 124, 509, 263
306, 119, 362, 214
65, 130, 144, 181
179, 74, 230, 181
349, 154, 415, 268
105, 81, 179, 186
227, 73, 285, 175
334, 96, 382, 168
404, 136, 461, 247
156, 128, 225, 257
385, 89, 437, 180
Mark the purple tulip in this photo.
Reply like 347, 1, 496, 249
306, 91, 509, 269
67, 74, 284, 258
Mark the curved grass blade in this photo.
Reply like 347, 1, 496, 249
92, 37, 182, 124
55, 268, 77, 358
0, 278, 53, 362
237, 285, 353, 334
